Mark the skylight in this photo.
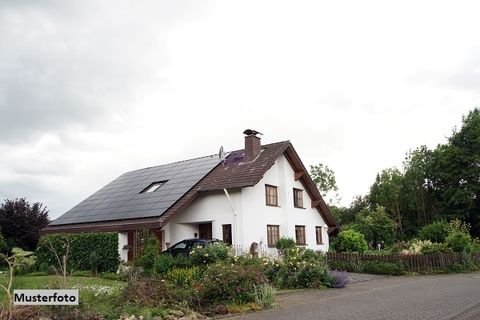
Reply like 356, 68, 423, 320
141, 181, 167, 193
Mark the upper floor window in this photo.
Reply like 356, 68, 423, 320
265, 184, 278, 206
293, 188, 304, 208
295, 225, 306, 245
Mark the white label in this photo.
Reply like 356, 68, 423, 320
13, 289, 79, 305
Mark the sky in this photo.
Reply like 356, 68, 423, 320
1, 1, 479, 220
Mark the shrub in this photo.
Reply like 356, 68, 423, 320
199, 263, 268, 305
326, 270, 349, 288
153, 254, 175, 275
334, 230, 368, 253
420, 242, 452, 254
254, 284, 276, 308
361, 261, 405, 275
418, 221, 449, 243
135, 234, 160, 273
190, 242, 231, 266
446, 231, 472, 253
172, 254, 193, 269
89, 251, 101, 276
266, 248, 329, 289
165, 266, 200, 288
275, 237, 296, 250
328, 259, 404, 275
36, 233, 119, 273
402, 239, 433, 254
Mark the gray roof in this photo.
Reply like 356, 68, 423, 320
50, 155, 221, 226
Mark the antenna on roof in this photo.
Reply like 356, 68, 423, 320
218, 146, 226, 162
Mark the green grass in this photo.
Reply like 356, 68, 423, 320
0, 274, 126, 304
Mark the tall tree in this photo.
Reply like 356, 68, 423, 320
369, 168, 404, 235
310, 163, 339, 203
351, 206, 396, 248
430, 108, 480, 235
0, 198, 50, 251
401, 145, 440, 235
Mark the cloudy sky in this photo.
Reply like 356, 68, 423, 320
1, 1, 479, 219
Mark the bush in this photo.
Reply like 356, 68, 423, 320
326, 270, 349, 288
420, 242, 452, 254
275, 237, 296, 250
328, 259, 404, 275
190, 242, 231, 266
135, 234, 160, 273
153, 254, 175, 275
418, 221, 449, 243
402, 239, 433, 254
165, 267, 200, 288
199, 263, 268, 305
361, 261, 405, 275
36, 233, 119, 273
265, 248, 329, 289
446, 231, 472, 253
334, 230, 368, 253
254, 284, 276, 308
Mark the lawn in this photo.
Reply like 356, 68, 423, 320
0, 274, 126, 304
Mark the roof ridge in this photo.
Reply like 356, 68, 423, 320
124, 140, 290, 175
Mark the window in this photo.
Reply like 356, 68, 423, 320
316, 226, 323, 244
295, 225, 306, 245
267, 225, 280, 247
140, 180, 167, 193
293, 188, 304, 208
265, 185, 278, 206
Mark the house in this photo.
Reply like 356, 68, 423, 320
43, 130, 339, 261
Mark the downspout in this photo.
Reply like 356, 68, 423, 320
223, 189, 238, 247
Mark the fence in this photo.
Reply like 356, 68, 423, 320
326, 252, 480, 273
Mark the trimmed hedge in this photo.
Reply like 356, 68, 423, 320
328, 259, 405, 276
36, 232, 119, 273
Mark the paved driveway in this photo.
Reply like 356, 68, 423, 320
227, 272, 480, 320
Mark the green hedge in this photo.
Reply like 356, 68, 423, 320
328, 260, 405, 276
36, 233, 119, 273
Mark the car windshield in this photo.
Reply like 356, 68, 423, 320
172, 241, 188, 249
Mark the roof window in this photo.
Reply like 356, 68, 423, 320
140, 181, 167, 193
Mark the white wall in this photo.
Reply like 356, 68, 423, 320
163, 154, 329, 253
118, 232, 129, 262
165, 190, 240, 246
241, 155, 329, 253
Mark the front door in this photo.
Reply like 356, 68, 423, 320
198, 223, 212, 239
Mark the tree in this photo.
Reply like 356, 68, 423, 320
330, 195, 370, 227
0, 230, 6, 253
310, 163, 339, 203
0, 248, 36, 316
430, 109, 480, 236
0, 198, 50, 251
351, 206, 396, 248
369, 168, 404, 235
402, 146, 439, 230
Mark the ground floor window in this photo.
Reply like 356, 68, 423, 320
316, 226, 323, 244
295, 225, 306, 245
267, 225, 280, 247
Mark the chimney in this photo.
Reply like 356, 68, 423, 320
243, 129, 262, 162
